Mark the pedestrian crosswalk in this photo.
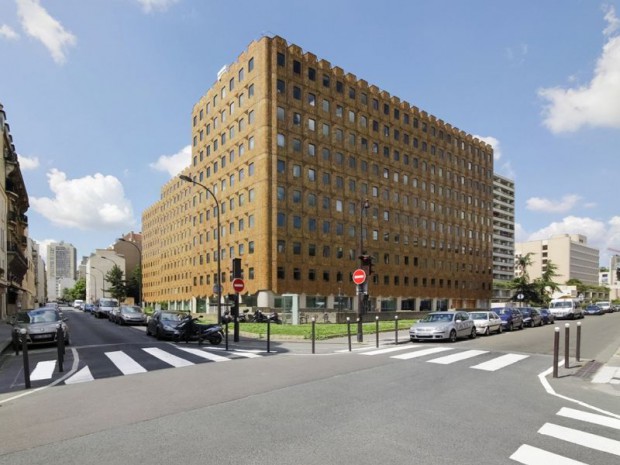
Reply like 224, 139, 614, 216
24, 345, 268, 386
337, 344, 531, 372
510, 407, 620, 464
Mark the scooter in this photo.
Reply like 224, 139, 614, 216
251, 310, 282, 324
175, 315, 223, 345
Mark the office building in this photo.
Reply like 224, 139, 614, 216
46, 241, 77, 301
142, 36, 495, 313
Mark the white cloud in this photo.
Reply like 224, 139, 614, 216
18, 154, 40, 170
149, 145, 191, 177
538, 6, 620, 133
474, 135, 502, 160
29, 169, 136, 230
0, 24, 19, 40
136, 0, 180, 13
505, 43, 528, 66
526, 194, 582, 213
603, 4, 620, 36
16, 0, 76, 64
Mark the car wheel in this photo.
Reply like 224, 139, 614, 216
497, 325, 503, 334
484, 327, 490, 336
155, 328, 162, 340
146, 326, 151, 336
469, 327, 477, 339
508, 322, 513, 331
519, 321, 524, 330
448, 330, 457, 343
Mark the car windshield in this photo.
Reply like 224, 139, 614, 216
469, 313, 487, 320
495, 309, 510, 315
521, 309, 531, 316
122, 307, 142, 314
421, 313, 454, 323
99, 299, 118, 307
18, 309, 60, 324
550, 301, 571, 308
161, 312, 182, 321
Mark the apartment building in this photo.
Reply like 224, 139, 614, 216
46, 241, 77, 301
515, 234, 599, 286
142, 36, 495, 313
0, 103, 32, 318
492, 174, 515, 301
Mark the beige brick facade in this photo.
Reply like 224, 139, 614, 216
142, 36, 494, 311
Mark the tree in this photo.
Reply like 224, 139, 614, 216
534, 260, 561, 306
105, 265, 127, 302
125, 265, 141, 304
509, 253, 539, 303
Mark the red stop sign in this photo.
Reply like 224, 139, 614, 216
232, 278, 245, 293
352, 269, 366, 285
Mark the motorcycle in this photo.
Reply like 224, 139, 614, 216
251, 310, 282, 324
174, 315, 223, 345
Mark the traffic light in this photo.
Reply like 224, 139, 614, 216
359, 255, 374, 275
227, 293, 239, 317
232, 258, 242, 279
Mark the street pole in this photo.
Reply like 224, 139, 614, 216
180, 175, 222, 325
357, 199, 369, 342
91, 267, 105, 299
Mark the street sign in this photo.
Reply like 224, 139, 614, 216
232, 278, 245, 293
352, 269, 366, 285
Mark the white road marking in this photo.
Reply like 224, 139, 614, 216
510, 444, 587, 464
30, 361, 57, 381
391, 347, 453, 360
427, 349, 488, 364
471, 353, 529, 371
105, 351, 147, 375
142, 347, 194, 367
230, 350, 262, 359
557, 407, 620, 430
175, 347, 231, 362
64, 366, 94, 384
360, 345, 423, 356
538, 423, 620, 456
591, 366, 620, 383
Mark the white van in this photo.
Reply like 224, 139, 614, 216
595, 301, 611, 313
549, 299, 583, 320
94, 298, 119, 319
73, 299, 84, 309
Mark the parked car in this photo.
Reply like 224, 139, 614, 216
8, 307, 70, 346
494, 307, 524, 331
520, 307, 543, 327
146, 311, 184, 339
539, 308, 555, 325
468, 310, 503, 336
116, 305, 147, 325
93, 298, 119, 319
594, 301, 612, 314
409, 311, 477, 342
82, 303, 95, 313
72, 299, 84, 309
584, 304, 604, 316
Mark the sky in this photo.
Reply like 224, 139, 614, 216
1, 0, 620, 268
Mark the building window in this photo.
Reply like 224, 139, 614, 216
293, 59, 301, 74
277, 52, 285, 66
277, 79, 285, 94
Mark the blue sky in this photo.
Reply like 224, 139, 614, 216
1, 0, 619, 267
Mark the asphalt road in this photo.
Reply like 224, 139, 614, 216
0, 310, 618, 465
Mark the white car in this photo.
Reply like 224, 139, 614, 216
409, 311, 477, 342
468, 310, 503, 336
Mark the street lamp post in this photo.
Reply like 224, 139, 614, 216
118, 238, 142, 306
179, 174, 222, 325
358, 199, 370, 342
91, 267, 105, 300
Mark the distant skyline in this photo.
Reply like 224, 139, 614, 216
1, 0, 619, 267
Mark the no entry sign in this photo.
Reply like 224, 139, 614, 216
352, 269, 367, 285
232, 278, 245, 293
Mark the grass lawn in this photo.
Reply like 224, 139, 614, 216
226, 319, 417, 340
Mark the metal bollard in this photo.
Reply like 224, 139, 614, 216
395, 315, 399, 345
13, 329, 20, 356
553, 327, 560, 378
311, 318, 316, 354
20, 329, 31, 389
564, 323, 570, 369
375, 316, 380, 348
347, 317, 352, 352
56, 324, 65, 373
225, 322, 229, 351
576, 322, 581, 362
267, 318, 271, 353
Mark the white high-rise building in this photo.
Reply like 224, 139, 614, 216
46, 241, 77, 301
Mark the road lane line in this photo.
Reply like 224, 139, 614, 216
30, 361, 57, 381
427, 349, 488, 365
175, 347, 231, 362
64, 366, 95, 384
230, 350, 262, 359
360, 345, 424, 356
557, 407, 620, 430
142, 347, 194, 367
391, 347, 452, 360
106, 351, 147, 374
510, 444, 587, 464
471, 353, 529, 371
591, 366, 620, 383
538, 423, 620, 456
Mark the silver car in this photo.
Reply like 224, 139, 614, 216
468, 310, 503, 336
409, 311, 477, 342
9, 307, 70, 346
116, 305, 147, 325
